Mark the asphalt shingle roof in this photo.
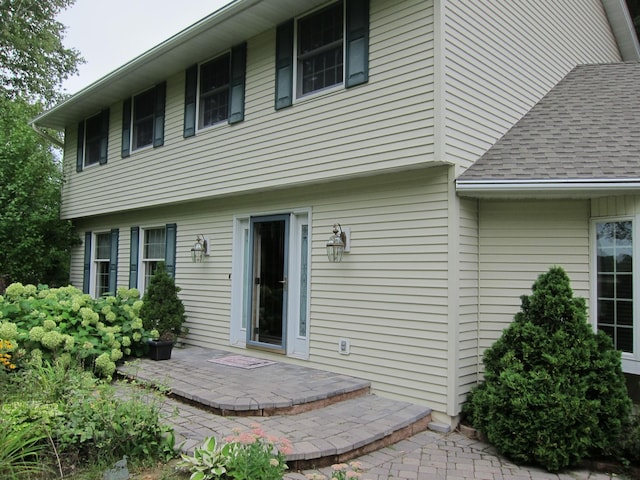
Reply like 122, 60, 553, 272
457, 63, 640, 182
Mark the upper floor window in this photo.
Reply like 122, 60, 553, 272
76, 109, 109, 172
275, 0, 369, 110
297, 1, 344, 96
183, 43, 247, 138
121, 83, 166, 158
133, 88, 155, 149
199, 53, 231, 129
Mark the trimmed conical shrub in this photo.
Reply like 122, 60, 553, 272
139, 263, 186, 342
464, 266, 631, 471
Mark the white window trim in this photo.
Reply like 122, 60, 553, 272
195, 51, 231, 133
130, 86, 156, 152
91, 231, 111, 299
292, 1, 346, 103
138, 226, 166, 292
590, 216, 640, 374
83, 111, 104, 168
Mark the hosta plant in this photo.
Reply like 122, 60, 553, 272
178, 424, 292, 480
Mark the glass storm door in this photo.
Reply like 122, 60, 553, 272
247, 215, 289, 350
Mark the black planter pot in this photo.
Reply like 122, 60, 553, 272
147, 339, 174, 361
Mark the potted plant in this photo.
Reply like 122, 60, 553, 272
139, 262, 187, 360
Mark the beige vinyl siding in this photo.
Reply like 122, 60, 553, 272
71, 166, 451, 411
60, 0, 436, 220
591, 196, 640, 217
442, 0, 621, 169
455, 196, 479, 412
310, 167, 450, 410
478, 200, 590, 354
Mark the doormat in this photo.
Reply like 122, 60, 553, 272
208, 355, 276, 369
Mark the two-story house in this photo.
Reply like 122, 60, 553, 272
33, 0, 640, 426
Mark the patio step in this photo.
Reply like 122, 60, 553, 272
116, 346, 432, 468
160, 390, 432, 470
117, 346, 372, 416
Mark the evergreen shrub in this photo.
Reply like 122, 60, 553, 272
464, 266, 632, 471
139, 262, 186, 342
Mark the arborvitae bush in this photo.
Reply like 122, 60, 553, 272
464, 266, 631, 472
139, 263, 186, 342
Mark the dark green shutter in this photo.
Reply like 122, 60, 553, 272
165, 223, 177, 278
184, 65, 198, 137
345, 0, 369, 88
98, 108, 109, 165
129, 227, 139, 289
275, 19, 294, 110
153, 82, 166, 147
121, 98, 132, 158
228, 43, 247, 124
76, 121, 85, 172
109, 228, 119, 294
83, 232, 92, 294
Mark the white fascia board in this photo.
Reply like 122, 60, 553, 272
455, 179, 640, 198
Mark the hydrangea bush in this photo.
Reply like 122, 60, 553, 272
0, 283, 150, 376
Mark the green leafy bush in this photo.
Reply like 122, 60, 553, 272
0, 283, 148, 376
0, 358, 177, 474
464, 266, 632, 471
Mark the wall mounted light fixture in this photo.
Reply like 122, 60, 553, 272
191, 234, 209, 263
326, 224, 348, 263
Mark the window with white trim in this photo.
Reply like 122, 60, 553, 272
595, 220, 634, 353
132, 88, 156, 150
296, 1, 344, 97
76, 109, 109, 172
142, 227, 166, 291
93, 232, 111, 297
198, 53, 231, 129
274, 0, 368, 110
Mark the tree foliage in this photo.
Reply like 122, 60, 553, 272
0, 97, 79, 287
0, 0, 82, 104
0, 0, 82, 288
464, 266, 632, 472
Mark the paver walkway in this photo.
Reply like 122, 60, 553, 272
284, 431, 626, 480
119, 346, 630, 479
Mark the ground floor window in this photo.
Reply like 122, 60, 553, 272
595, 220, 634, 353
93, 232, 111, 297
142, 227, 166, 291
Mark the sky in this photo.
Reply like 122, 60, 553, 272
57, 0, 233, 95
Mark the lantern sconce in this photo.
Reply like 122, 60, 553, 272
326, 224, 350, 263
191, 234, 209, 263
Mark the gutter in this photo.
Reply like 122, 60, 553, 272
455, 178, 640, 198
30, 122, 64, 149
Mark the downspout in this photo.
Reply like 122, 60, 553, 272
31, 122, 64, 149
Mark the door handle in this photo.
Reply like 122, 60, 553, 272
278, 277, 287, 285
